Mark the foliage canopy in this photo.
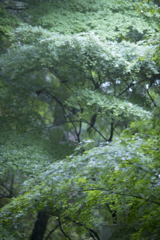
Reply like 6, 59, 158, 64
0, 0, 160, 239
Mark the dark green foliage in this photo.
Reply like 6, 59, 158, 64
0, 4, 19, 52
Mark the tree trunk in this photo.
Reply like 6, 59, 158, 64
30, 211, 49, 240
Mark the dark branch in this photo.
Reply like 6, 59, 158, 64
41, 87, 80, 142
58, 218, 72, 240
83, 188, 160, 206
146, 89, 157, 107
45, 225, 59, 240
108, 115, 114, 142
73, 220, 100, 240
0, 0, 26, 10
5, 6, 25, 10
77, 106, 83, 142
118, 79, 147, 97
83, 119, 109, 141
0, 194, 13, 199
0, 178, 15, 198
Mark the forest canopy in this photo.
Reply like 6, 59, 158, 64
0, 0, 160, 239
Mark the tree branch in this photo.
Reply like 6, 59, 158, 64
118, 79, 147, 97
108, 114, 114, 142
0, 0, 26, 10
41, 87, 80, 142
45, 225, 59, 240
77, 106, 83, 142
146, 88, 157, 107
58, 218, 72, 240
83, 188, 160, 206
82, 119, 109, 141
73, 220, 100, 240
0, 178, 15, 198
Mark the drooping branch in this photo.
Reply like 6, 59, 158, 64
118, 82, 134, 97
146, 88, 157, 107
87, 113, 97, 134
83, 188, 160, 206
73, 220, 100, 240
45, 224, 59, 240
58, 218, 72, 240
118, 79, 147, 97
40, 87, 80, 142
82, 119, 108, 141
0, 194, 13, 199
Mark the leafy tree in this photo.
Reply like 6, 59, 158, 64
0, 0, 160, 239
